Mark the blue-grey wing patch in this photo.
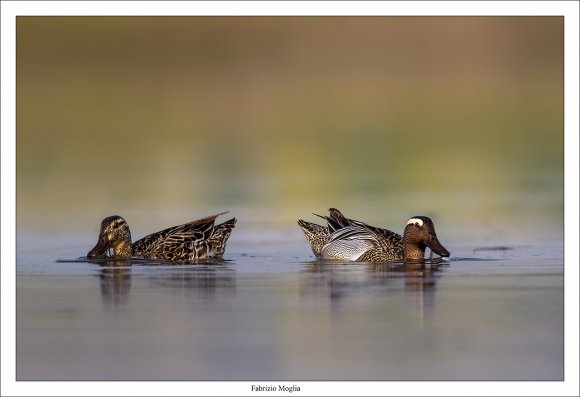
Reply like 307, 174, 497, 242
321, 239, 375, 261
321, 226, 377, 261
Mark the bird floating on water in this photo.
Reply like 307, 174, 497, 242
87, 212, 236, 262
297, 208, 450, 262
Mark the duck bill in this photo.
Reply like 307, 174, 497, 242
425, 236, 450, 258
87, 234, 110, 258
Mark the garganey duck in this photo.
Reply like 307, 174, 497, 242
298, 208, 450, 262
87, 212, 236, 262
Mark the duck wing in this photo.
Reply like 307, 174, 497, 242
320, 208, 405, 261
321, 224, 381, 261
326, 208, 402, 241
132, 212, 228, 257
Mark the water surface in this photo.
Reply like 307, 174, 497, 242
16, 226, 563, 381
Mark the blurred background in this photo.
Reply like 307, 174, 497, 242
16, 16, 563, 240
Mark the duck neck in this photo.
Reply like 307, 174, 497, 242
112, 239, 133, 259
403, 235, 426, 261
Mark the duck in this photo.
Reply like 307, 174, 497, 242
297, 208, 450, 262
87, 212, 237, 262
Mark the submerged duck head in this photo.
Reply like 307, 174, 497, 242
403, 216, 450, 261
87, 215, 133, 259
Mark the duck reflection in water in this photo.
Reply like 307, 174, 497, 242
301, 260, 444, 318
98, 265, 132, 309
95, 259, 235, 309
146, 265, 236, 299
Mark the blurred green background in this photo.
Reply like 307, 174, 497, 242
16, 17, 563, 236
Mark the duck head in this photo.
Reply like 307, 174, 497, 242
403, 216, 450, 261
87, 215, 133, 259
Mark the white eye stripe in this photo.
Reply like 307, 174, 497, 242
407, 218, 424, 227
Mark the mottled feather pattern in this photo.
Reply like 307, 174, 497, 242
89, 212, 236, 262
132, 214, 236, 261
207, 217, 237, 257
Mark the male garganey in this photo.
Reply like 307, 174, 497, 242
298, 208, 450, 262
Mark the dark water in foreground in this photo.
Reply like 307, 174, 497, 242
16, 228, 563, 381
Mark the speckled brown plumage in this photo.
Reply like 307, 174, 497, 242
88, 212, 236, 262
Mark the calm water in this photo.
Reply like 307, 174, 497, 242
16, 225, 563, 381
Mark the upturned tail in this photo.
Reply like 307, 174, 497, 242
208, 218, 237, 257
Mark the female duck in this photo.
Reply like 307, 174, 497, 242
298, 208, 450, 262
87, 212, 236, 262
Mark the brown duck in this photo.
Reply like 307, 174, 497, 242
87, 212, 236, 262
